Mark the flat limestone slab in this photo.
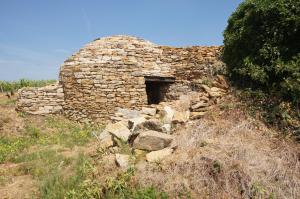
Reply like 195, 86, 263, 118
105, 121, 131, 141
133, 130, 173, 151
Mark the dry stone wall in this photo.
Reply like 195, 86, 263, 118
159, 46, 224, 100
16, 35, 224, 123
16, 83, 64, 115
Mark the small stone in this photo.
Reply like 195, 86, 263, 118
190, 112, 206, 120
160, 106, 174, 124
98, 130, 114, 148
216, 75, 229, 89
172, 111, 190, 124
128, 117, 146, 131
141, 107, 157, 116
146, 148, 173, 162
162, 124, 171, 134
115, 154, 130, 169
191, 102, 209, 110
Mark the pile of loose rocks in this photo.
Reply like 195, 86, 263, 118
95, 76, 229, 169
97, 106, 176, 169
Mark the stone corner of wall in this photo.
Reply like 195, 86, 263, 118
16, 82, 65, 115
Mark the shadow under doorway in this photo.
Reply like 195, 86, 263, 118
144, 76, 175, 105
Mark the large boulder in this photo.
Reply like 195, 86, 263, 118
133, 130, 173, 151
146, 148, 173, 162
105, 121, 131, 141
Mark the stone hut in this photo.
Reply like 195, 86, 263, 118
16, 35, 223, 123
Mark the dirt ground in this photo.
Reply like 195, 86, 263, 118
0, 93, 299, 198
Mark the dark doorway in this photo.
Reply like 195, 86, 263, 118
144, 76, 175, 105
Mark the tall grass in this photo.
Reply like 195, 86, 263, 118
0, 79, 56, 92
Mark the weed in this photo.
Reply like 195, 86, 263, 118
0, 136, 33, 163
0, 98, 16, 106
114, 138, 132, 155
0, 79, 56, 92
236, 88, 300, 139
219, 102, 236, 111
0, 116, 11, 129
25, 125, 41, 139
104, 167, 168, 199
199, 141, 208, 147
202, 78, 214, 87
40, 154, 93, 199
211, 160, 222, 174
42, 116, 95, 148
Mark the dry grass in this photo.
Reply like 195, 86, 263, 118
0, 94, 24, 137
135, 108, 300, 199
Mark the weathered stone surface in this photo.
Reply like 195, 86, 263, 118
201, 85, 225, 98
134, 119, 164, 132
128, 117, 146, 131
115, 108, 141, 119
162, 124, 172, 134
172, 111, 190, 124
115, 154, 130, 169
133, 130, 173, 151
175, 95, 191, 111
190, 112, 206, 120
105, 122, 131, 141
146, 148, 173, 162
191, 101, 209, 111
160, 106, 175, 124
141, 107, 156, 116
98, 131, 114, 148
214, 75, 229, 90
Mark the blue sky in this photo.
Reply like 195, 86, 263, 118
0, 0, 243, 81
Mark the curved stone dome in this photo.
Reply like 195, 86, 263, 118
60, 35, 170, 77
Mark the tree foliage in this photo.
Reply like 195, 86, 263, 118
223, 0, 300, 101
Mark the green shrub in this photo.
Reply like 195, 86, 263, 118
103, 168, 169, 199
0, 136, 33, 163
223, 0, 300, 101
0, 79, 56, 92
40, 155, 92, 199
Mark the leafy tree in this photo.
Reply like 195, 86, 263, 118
223, 0, 300, 101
